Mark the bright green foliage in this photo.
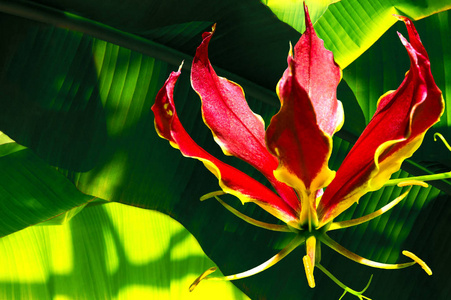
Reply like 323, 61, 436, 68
0, 203, 248, 299
264, 0, 451, 68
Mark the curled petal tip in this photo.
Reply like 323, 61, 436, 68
396, 31, 410, 48
178, 60, 184, 72
202, 24, 216, 39
393, 14, 404, 19
394, 14, 411, 24
288, 41, 293, 57
189, 267, 218, 292
303, 2, 313, 30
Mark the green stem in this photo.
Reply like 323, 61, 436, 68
316, 264, 372, 300
383, 171, 451, 187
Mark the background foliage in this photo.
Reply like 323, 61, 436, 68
0, 0, 450, 299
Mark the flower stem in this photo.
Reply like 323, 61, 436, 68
316, 264, 372, 300
383, 171, 451, 187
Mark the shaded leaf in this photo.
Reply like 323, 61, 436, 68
0, 135, 93, 237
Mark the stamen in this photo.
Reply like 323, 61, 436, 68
303, 236, 317, 288
200, 190, 226, 201
317, 264, 372, 300
189, 235, 305, 288
397, 180, 428, 187
320, 234, 415, 269
303, 255, 316, 288
402, 250, 432, 275
329, 186, 412, 230
434, 132, 451, 151
189, 267, 217, 291
213, 196, 292, 232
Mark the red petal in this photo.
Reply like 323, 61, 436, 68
292, 4, 343, 136
191, 25, 301, 213
317, 17, 444, 225
152, 66, 299, 225
265, 5, 342, 215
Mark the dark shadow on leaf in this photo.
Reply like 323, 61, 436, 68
0, 13, 108, 172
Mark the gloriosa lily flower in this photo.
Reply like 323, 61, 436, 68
152, 4, 446, 298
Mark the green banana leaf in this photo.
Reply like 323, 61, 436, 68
0, 0, 450, 299
261, 0, 339, 34
0, 133, 93, 237
265, 0, 451, 68
0, 202, 249, 299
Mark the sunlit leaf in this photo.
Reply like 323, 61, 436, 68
267, 0, 451, 68
0, 202, 249, 299
262, 0, 339, 33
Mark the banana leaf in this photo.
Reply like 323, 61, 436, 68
0, 202, 249, 299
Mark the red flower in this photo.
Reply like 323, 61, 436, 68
152, 4, 443, 298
